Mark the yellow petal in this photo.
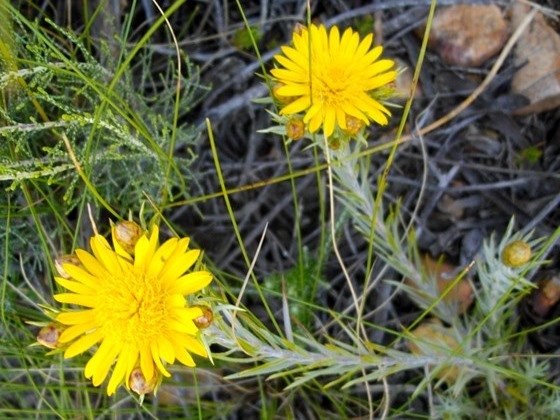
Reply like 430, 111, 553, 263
175, 307, 204, 319
328, 25, 340, 56
107, 346, 137, 395
359, 45, 383, 66
64, 329, 103, 358
58, 322, 97, 343
342, 103, 368, 123
170, 271, 213, 295
140, 344, 155, 382
275, 54, 303, 73
54, 293, 97, 307
158, 336, 176, 364
355, 33, 373, 58
133, 225, 160, 273
303, 103, 321, 123
308, 111, 323, 133
160, 250, 201, 284
173, 345, 195, 367
85, 339, 114, 380
55, 277, 94, 294
364, 60, 395, 78
91, 342, 120, 386
281, 45, 309, 69
167, 319, 198, 335
174, 333, 208, 358
362, 102, 389, 125
276, 83, 309, 97
57, 309, 96, 325
124, 349, 139, 390
90, 235, 120, 273
166, 294, 187, 307
293, 28, 308, 46
323, 108, 336, 137
271, 68, 308, 83
336, 109, 347, 130
146, 237, 181, 278
75, 249, 108, 279
150, 340, 171, 377
364, 71, 397, 91
340, 29, 359, 58
280, 96, 311, 115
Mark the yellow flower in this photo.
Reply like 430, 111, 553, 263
271, 24, 396, 137
52, 225, 212, 395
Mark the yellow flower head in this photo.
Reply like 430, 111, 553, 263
271, 24, 397, 137
52, 224, 212, 396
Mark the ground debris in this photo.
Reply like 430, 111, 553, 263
511, 2, 560, 115
421, 4, 508, 67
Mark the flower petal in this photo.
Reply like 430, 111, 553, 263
54, 293, 97, 307
64, 329, 103, 358
159, 249, 201, 284
170, 271, 213, 295
57, 309, 96, 325
58, 322, 97, 343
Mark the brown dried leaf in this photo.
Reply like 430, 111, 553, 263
511, 3, 560, 114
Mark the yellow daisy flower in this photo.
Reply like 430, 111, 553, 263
271, 24, 397, 137
52, 224, 212, 396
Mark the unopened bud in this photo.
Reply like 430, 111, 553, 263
343, 116, 365, 136
533, 276, 560, 317
285, 118, 305, 140
193, 306, 213, 329
293, 22, 306, 36
502, 240, 531, 268
114, 221, 144, 255
129, 368, 158, 396
327, 135, 341, 150
37, 324, 62, 349
54, 254, 81, 279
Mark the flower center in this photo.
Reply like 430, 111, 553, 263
96, 268, 168, 346
313, 65, 351, 106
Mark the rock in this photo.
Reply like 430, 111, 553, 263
424, 4, 508, 67
511, 3, 560, 115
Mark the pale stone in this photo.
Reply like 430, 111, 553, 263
425, 5, 508, 67
511, 3, 560, 114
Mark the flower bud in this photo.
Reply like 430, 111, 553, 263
285, 118, 305, 140
114, 221, 144, 255
502, 240, 531, 268
293, 22, 306, 36
193, 306, 213, 329
327, 135, 342, 150
129, 367, 158, 396
37, 324, 62, 349
343, 115, 365, 136
533, 276, 560, 317
54, 254, 81, 279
